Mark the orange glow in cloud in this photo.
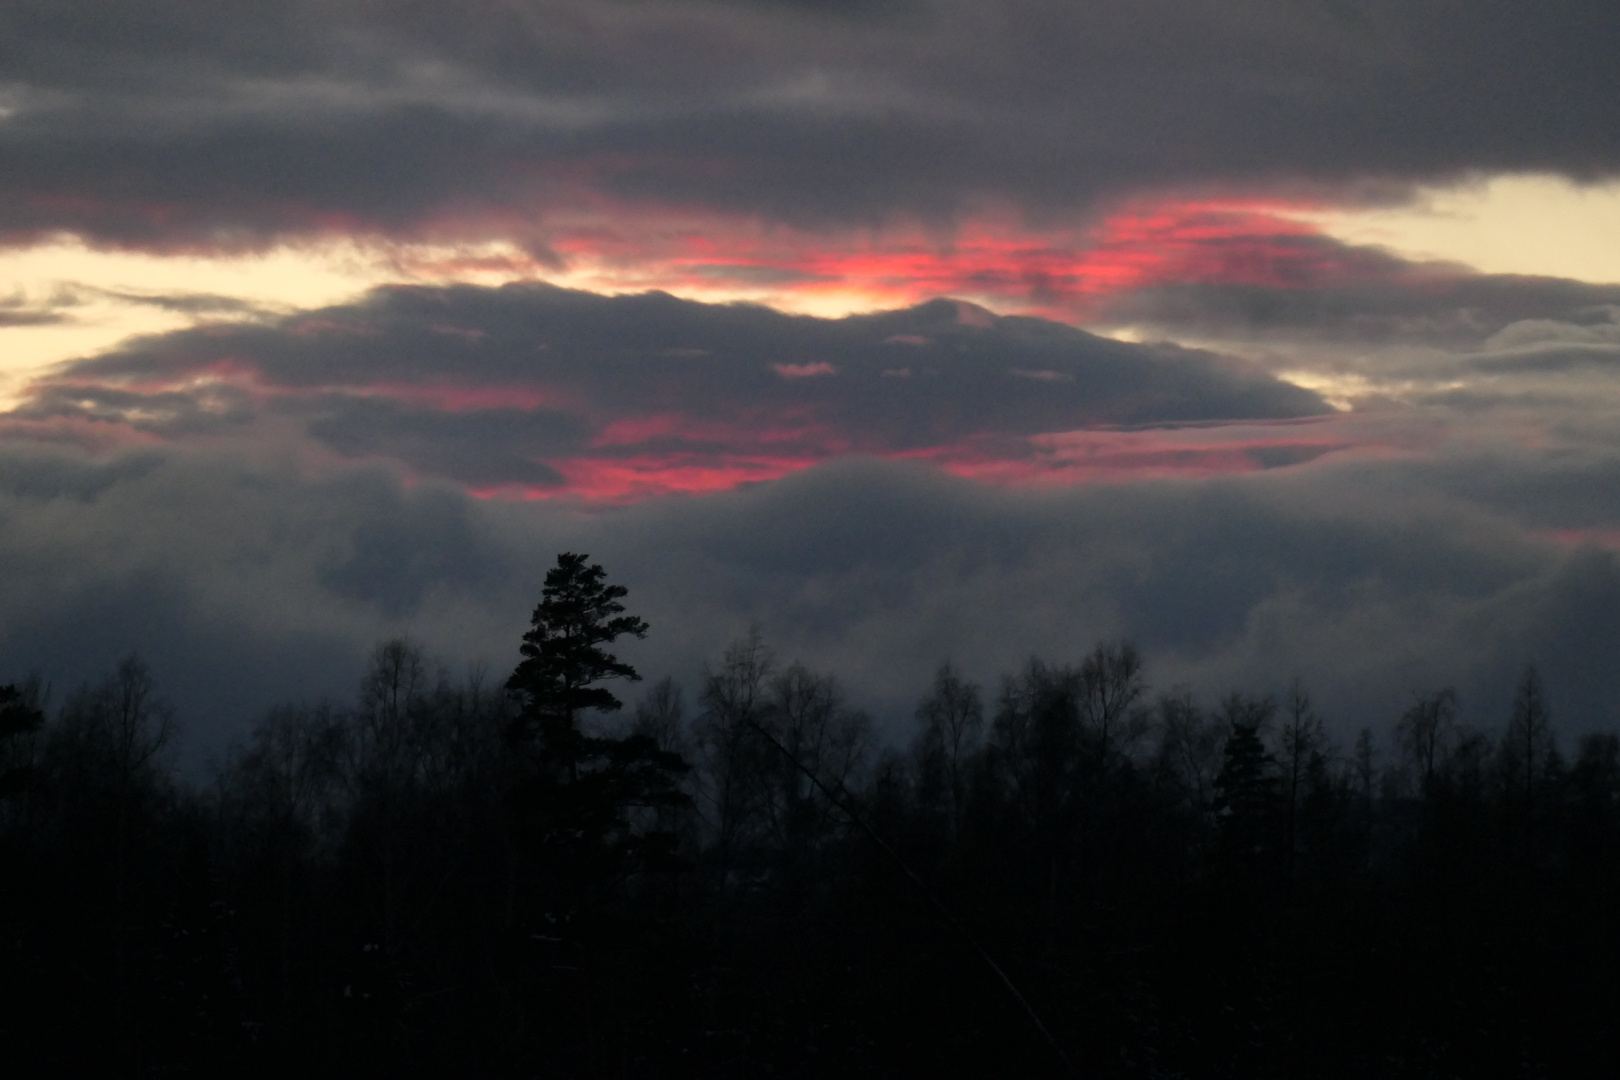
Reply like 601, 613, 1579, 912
468, 415, 1422, 504
4, 357, 1413, 504
938, 422, 1350, 486
509, 194, 1361, 322
5, 190, 1420, 503
1543, 528, 1620, 550
588, 412, 841, 451
472, 452, 826, 504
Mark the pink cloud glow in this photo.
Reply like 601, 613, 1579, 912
7, 192, 1431, 502
588, 413, 839, 450
1543, 528, 1620, 549
498, 193, 1379, 323
478, 415, 1420, 503
5, 366, 1407, 503
475, 452, 826, 504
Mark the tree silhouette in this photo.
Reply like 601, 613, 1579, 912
1501, 663, 1556, 861
695, 628, 777, 895
0, 680, 44, 799
1276, 681, 1326, 874
1076, 640, 1147, 770
504, 553, 688, 881
1154, 689, 1223, 822
17, 598, 1620, 1076
508, 552, 648, 744
1212, 694, 1279, 873
913, 661, 984, 842
1397, 687, 1459, 797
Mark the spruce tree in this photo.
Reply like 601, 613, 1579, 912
504, 553, 689, 883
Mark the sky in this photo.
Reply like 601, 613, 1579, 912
4, 0, 1620, 767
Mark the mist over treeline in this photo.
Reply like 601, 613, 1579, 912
2, 556, 1618, 1078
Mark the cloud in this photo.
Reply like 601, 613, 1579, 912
1, 1, 1618, 250
1, 440, 1617, 774
1079, 237, 1620, 434
772, 361, 836, 378
8, 283, 1331, 498
82, 287, 275, 317
1100, 259, 1620, 351
304, 394, 578, 488
4, 0, 1619, 786
0, 309, 64, 327
0, 290, 71, 327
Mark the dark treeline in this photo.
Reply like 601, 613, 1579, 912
3, 555, 1619, 1077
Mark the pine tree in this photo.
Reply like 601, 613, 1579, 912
508, 552, 650, 751
1212, 695, 1279, 870
504, 553, 689, 880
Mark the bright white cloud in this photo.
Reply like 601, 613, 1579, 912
1294, 174, 1620, 285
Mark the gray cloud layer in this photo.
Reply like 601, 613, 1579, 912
5, 3, 1618, 782
1, 439, 1616, 776
1102, 255, 1620, 352
17, 284, 1327, 488
5, 273, 1619, 772
1090, 239, 1620, 438
2, 0, 1617, 246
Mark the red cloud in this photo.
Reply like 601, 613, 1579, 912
771, 362, 836, 378
9, 194, 1413, 502
473, 452, 825, 504
529, 413, 1430, 503
511, 193, 1373, 323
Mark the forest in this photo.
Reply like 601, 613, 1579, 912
1, 553, 1617, 1078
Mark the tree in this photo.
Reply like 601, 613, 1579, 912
1351, 727, 1378, 813
504, 553, 688, 881
1396, 687, 1458, 796
497, 556, 693, 1068
633, 676, 688, 758
1155, 689, 1224, 821
762, 662, 870, 863
1076, 640, 1148, 769
694, 628, 778, 894
507, 552, 650, 752
220, 702, 347, 1010
1211, 693, 1278, 870
1500, 664, 1556, 857
43, 656, 176, 1071
988, 658, 1090, 911
913, 661, 984, 841
0, 679, 45, 800
1571, 732, 1620, 824
1275, 681, 1327, 872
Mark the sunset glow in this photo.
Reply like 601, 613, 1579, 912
7, 0, 1620, 887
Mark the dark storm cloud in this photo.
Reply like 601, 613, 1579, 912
1098, 244, 1620, 349
1, 0, 1617, 246
0, 291, 69, 326
595, 455, 1620, 744
0, 285, 269, 328
304, 395, 578, 488
1401, 447, 1620, 536
85, 288, 274, 316
16, 382, 259, 433
1090, 244, 1620, 416
0, 440, 533, 767
1, 440, 1616, 774
1468, 342, 1620, 375
0, 309, 64, 327
19, 283, 1328, 488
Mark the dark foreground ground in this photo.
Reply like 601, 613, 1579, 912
3, 636, 1616, 1078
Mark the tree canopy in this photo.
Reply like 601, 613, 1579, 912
506, 551, 650, 740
